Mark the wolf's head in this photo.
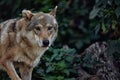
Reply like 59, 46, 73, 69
22, 6, 58, 47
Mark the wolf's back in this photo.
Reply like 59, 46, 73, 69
0, 19, 17, 57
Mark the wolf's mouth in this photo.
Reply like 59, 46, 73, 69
42, 45, 49, 47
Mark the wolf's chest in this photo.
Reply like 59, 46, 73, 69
22, 47, 47, 67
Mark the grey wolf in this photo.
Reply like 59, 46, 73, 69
0, 6, 58, 80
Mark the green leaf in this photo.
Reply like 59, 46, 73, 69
63, 69, 70, 76
56, 61, 67, 70
50, 51, 59, 61
46, 66, 55, 73
56, 76, 64, 80
89, 7, 100, 19
102, 21, 106, 32
95, 23, 100, 34
43, 76, 56, 80
65, 56, 73, 63
115, 7, 120, 18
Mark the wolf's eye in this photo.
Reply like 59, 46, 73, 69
35, 27, 41, 31
48, 27, 53, 31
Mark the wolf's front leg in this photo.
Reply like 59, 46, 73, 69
2, 60, 21, 80
20, 65, 33, 80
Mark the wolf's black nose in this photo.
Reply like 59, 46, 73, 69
43, 40, 49, 47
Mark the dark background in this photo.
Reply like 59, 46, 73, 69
0, 0, 120, 80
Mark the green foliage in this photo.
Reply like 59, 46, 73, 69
90, 0, 120, 38
33, 47, 77, 80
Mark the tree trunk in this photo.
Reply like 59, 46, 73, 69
77, 42, 120, 80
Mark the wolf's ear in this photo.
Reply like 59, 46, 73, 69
22, 10, 34, 20
50, 6, 57, 17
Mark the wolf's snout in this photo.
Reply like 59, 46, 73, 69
43, 40, 49, 47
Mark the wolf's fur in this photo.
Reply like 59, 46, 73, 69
0, 6, 58, 80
